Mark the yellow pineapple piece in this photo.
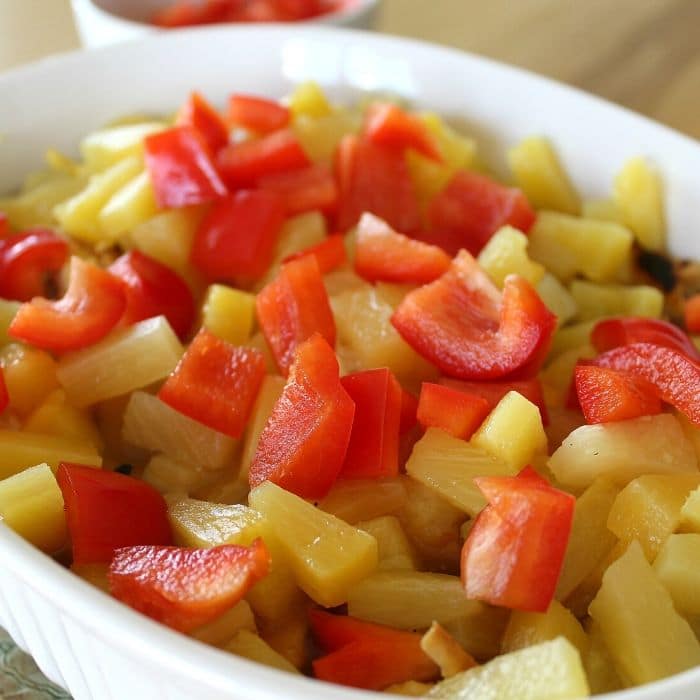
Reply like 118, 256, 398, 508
420, 622, 477, 678
653, 534, 700, 615
680, 482, 700, 532
323, 265, 367, 297
420, 113, 476, 172
288, 81, 333, 119
98, 170, 158, 240
583, 620, 623, 695
0, 344, 60, 418
195, 474, 249, 506
581, 198, 621, 223
294, 111, 359, 163
71, 563, 110, 593
476, 226, 545, 288
244, 332, 277, 375
355, 515, 420, 571
386, 681, 435, 696
141, 454, 220, 497
406, 150, 454, 208
0, 301, 21, 348
202, 285, 255, 345
258, 605, 311, 670
540, 345, 596, 407
190, 601, 256, 647
537, 273, 578, 328
569, 280, 663, 321
80, 121, 165, 171
318, 478, 407, 524
548, 320, 596, 359
225, 629, 300, 674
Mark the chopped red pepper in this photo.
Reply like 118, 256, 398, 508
461, 466, 574, 612
227, 94, 290, 134
175, 92, 230, 154
417, 382, 491, 440
685, 296, 700, 335
256, 255, 336, 375
399, 388, 419, 435
108, 250, 195, 340
0, 368, 7, 414
152, 0, 230, 26
9, 256, 126, 352
282, 234, 347, 274
391, 251, 556, 380
144, 126, 228, 209
249, 333, 355, 500
158, 329, 265, 438
56, 463, 172, 566
258, 162, 338, 215
109, 539, 269, 632
0, 211, 8, 236
354, 212, 451, 285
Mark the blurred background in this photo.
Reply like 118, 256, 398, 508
0, 0, 699, 139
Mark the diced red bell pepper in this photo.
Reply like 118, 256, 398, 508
249, 333, 355, 500
685, 295, 700, 334
310, 610, 439, 691
227, 94, 290, 134
417, 382, 491, 440
392, 251, 556, 380
109, 539, 269, 632
574, 364, 661, 424
427, 171, 536, 256
108, 250, 195, 340
158, 329, 265, 438
144, 126, 228, 209
175, 91, 230, 154
364, 102, 442, 162
56, 463, 172, 566
190, 189, 286, 287
9, 256, 126, 352
399, 388, 419, 435
335, 134, 421, 235
0, 368, 7, 414
354, 212, 451, 285
461, 466, 574, 612
256, 254, 336, 375
152, 0, 230, 26
0, 228, 69, 302
282, 234, 347, 274
0, 211, 8, 236
258, 162, 338, 215
592, 317, 700, 361
339, 368, 403, 479
216, 128, 310, 189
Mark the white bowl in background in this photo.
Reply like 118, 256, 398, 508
70, 0, 380, 48
1, 24, 700, 700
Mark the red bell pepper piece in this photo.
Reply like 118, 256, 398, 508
417, 382, 491, 440
249, 333, 355, 500
216, 128, 310, 189
335, 134, 421, 235
9, 256, 126, 352
144, 126, 227, 209
109, 539, 269, 632
258, 162, 338, 215
574, 364, 661, 424
227, 94, 290, 134
354, 212, 451, 285
190, 189, 286, 287
152, 0, 230, 26
108, 250, 195, 340
461, 466, 574, 612
282, 234, 347, 274
56, 463, 172, 566
310, 610, 439, 691
399, 388, 419, 435
158, 329, 265, 438
256, 255, 336, 375
427, 171, 536, 256
175, 92, 230, 154
392, 251, 556, 380
0, 368, 7, 414
0, 211, 8, 236
685, 295, 700, 334
591, 317, 700, 361
0, 228, 69, 302
339, 368, 403, 479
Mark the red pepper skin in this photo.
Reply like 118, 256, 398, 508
158, 329, 266, 438
391, 251, 556, 380
249, 333, 355, 500
9, 257, 126, 352
256, 255, 336, 376
0, 228, 69, 302
152, 0, 230, 26
144, 126, 227, 209
399, 388, 419, 435
56, 463, 172, 566
190, 190, 286, 287
574, 364, 662, 424
461, 466, 574, 612
282, 234, 347, 275
0, 368, 7, 414
427, 171, 536, 256
258, 162, 338, 216
227, 94, 290, 134
685, 296, 700, 335
354, 213, 451, 285
109, 539, 269, 632
0, 211, 8, 236
417, 382, 491, 440
175, 92, 230, 154
108, 250, 195, 340
339, 368, 403, 479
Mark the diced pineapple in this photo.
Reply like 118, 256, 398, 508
245, 332, 277, 375
94, 393, 147, 465
46, 148, 80, 177
142, 454, 221, 496
323, 265, 367, 297
386, 681, 434, 696
190, 601, 256, 647
528, 211, 633, 283
0, 344, 60, 418
476, 226, 545, 288
355, 515, 419, 571
318, 478, 407, 524
406, 150, 454, 208
201, 285, 255, 345
0, 463, 66, 552
507, 137, 580, 215
589, 541, 700, 685
420, 113, 476, 172
472, 391, 547, 470
288, 81, 333, 119
428, 637, 589, 699
225, 629, 300, 674
537, 273, 578, 328
680, 483, 700, 532
569, 280, 663, 321
71, 563, 110, 593
194, 474, 249, 506
0, 300, 21, 348
406, 428, 514, 516
548, 414, 698, 490
248, 481, 377, 608
57, 316, 183, 407
581, 198, 621, 223
98, 171, 158, 240
258, 605, 311, 670
548, 321, 596, 359
80, 121, 165, 171
607, 474, 700, 561
294, 111, 359, 162
540, 345, 596, 407
653, 534, 700, 615
420, 622, 477, 678
677, 411, 700, 465
583, 620, 623, 695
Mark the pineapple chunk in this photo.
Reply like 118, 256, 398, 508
583, 620, 623, 695
0, 463, 66, 552
71, 563, 110, 593
569, 280, 663, 321
589, 541, 700, 685
548, 321, 596, 359
356, 515, 420, 571
318, 478, 407, 524
421, 622, 477, 678
680, 483, 700, 532
420, 113, 476, 172
57, 316, 183, 407
98, 170, 158, 240
0, 344, 60, 418
323, 265, 367, 297
386, 681, 435, 696
607, 474, 700, 561
248, 481, 377, 608
202, 285, 255, 345
540, 345, 596, 407
476, 226, 545, 288
0, 300, 20, 348
80, 121, 165, 171
225, 629, 300, 674
406, 428, 514, 516
472, 391, 547, 470
289, 81, 333, 119
548, 414, 698, 490
653, 534, 700, 615
190, 600, 256, 647
428, 637, 589, 699
537, 273, 578, 328
294, 111, 359, 163
142, 454, 220, 496
258, 605, 311, 670
406, 150, 454, 207
581, 198, 621, 223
